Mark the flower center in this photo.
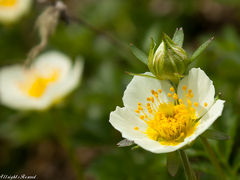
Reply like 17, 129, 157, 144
18, 68, 61, 98
134, 86, 208, 146
0, 0, 17, 7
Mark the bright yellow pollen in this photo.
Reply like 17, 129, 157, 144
194, 102, 199, 107
134, 127, 139, 130
170, 87, 174, 92
158, 89, 162, 94
173, 93, 178, 100
138, 105, 143, 110
0, 0, 17, 7
187, 100, 192, 106
135, 86, 200, 146
19, 68, 60, 98
182, 85, 187, 91
135, 110, 140, 114
204, 102, 208, 107
179, 99, 183, 104
150, 96, 154, 102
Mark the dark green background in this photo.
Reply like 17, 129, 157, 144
0, 0, 239, 179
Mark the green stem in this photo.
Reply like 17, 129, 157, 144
179, 150, 197, 180
52, 110, 84, 180
200, 137, 226, 180
57, 133, 84, 180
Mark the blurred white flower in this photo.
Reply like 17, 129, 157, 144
110, 68, 224, 153
0, 0, 32, 23
0, 51, 83, 110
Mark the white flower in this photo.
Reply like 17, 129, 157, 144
110, 68, 224, 153
0, 51, 83, 110
0, 0, 32, 23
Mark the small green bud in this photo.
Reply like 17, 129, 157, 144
148, 33, 189, 82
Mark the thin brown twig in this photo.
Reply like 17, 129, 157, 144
63, 13, 128, 51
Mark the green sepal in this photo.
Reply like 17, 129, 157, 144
215, 92, 222, 101
167, 151, 180, 176
147, 38, 157, 73
131, 145, 139, 150
129, 43, 148, 65
172, 27, 184, 47
126, 72, 158, 80
190, 37, 214, 62
202, 129, 230, 141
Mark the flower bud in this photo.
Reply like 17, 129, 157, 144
148, 33, 189, 82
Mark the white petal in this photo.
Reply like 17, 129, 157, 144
33, 51, 72, 81
45, 58, 84, 101
109, 106, 147, 140
0, 0, 32, 23
123, 72, 172, 110
185, 99, 225, 143
0, 65, 49, 110
134, 138, 184, 153
177, 68, 215, 113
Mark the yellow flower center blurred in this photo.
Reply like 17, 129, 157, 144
134, 86, 208, 146
0, 0, 17, 7
19, 68, 61, 98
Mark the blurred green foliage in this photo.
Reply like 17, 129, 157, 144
0, 0, 240, 179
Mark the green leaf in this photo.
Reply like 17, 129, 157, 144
126, 72, 158, 79
218, 105, 239, 161
190, 37, 214, 62
167, 151, 180, 176
172, 27, 184, 47
129, 43, 148, 64
117, 139, 134, 147
202, 129, 230, 140
233, 149, 240, 173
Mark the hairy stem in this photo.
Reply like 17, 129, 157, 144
179, 150, 197, 180
200, 137, 226, 180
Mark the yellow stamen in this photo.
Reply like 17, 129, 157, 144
135, 110, 140, 114
204, 102, 208, 107
135, 88, 199, 146
138, 106, 143, 110
187, 100, 192, 106
194, 102, 199, 107
134, 127, 139, 130
173, 93, 178, 100
179, 99, 183, 104
170, 87, 174, 92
